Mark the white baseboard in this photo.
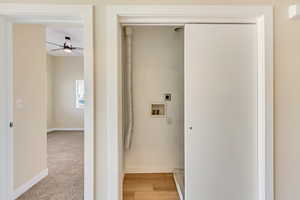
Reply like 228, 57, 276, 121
173, 173, 184, 200
12, 168, 48, 199
47, 128, 56, 133
47, 128, 84, 133
120, 173, 124, 199
124, 167, 174, 174
121, 172, 125, 183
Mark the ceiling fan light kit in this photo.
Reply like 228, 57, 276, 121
63, 47, 72, 53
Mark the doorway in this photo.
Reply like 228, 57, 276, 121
12, 24, 85, 199
0, 4, 94, 200
121, 23, 257, 200
122, 26, 184, 200
106, 5, 273, 200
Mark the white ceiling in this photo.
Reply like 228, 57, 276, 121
46, 25, 84, 56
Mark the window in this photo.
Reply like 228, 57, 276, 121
75, 80, 85, 109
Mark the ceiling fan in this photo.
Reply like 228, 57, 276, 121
47, 36, 83, 53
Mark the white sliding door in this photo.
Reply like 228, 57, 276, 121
185, 24, 258, 200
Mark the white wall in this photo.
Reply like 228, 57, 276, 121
13, 24, 47, 189
47, 56, 84, 130
124, 26, 184, 173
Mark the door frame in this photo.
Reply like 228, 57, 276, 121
106, 5, 273, 200
0, 4, 94, 200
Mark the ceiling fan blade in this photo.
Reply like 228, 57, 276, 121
72, 47, 84, 50
50, 48, 64, 52
47, 41, 64, 48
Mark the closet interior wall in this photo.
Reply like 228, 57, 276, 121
122, 26, 185, 174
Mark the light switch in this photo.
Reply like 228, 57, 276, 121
16, 99, 24, 109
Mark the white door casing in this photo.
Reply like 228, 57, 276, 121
107, 5, 273, 200
0, 17, 13, 200
0, 4, 94, 200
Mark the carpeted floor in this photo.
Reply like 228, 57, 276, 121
17, 131, 84, 200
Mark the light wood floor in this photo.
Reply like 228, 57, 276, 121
123, 173, 179, 200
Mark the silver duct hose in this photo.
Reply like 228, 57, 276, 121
125, 27, 133, 149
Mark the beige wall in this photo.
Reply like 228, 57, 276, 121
47, 55, 54, 129
47, 56, 84, 129
124, 27, 184, 172
13, 24, 47, 189
1, 0, 300, 199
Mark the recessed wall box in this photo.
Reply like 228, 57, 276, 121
151, 103, 166, 117
164, 93, 172, 101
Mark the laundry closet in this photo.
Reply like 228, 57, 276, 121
122, 23, 258, 200
122, 26, 185, 199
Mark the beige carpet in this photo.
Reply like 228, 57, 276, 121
18, 131, 84, 200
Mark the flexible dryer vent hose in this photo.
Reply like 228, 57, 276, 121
124, 27, 133, 149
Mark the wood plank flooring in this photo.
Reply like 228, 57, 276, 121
123, 173, 180, 200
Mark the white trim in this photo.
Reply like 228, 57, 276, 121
120, 172, 124, 200
0, 4, 94, 200
122, 23, 184, 26
12, 168, 48, 200
106, 5, 273, 200
11, 19, 83, 25
47, 128, 57, 133
124, 168, 175, 174
0, 18, 13, 200
47, 128, 84, 133
7, 21, 13, 198
173, 173, 183, 200
120, 17, 257, 24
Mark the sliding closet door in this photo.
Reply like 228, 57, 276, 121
185, 24, 258, 200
